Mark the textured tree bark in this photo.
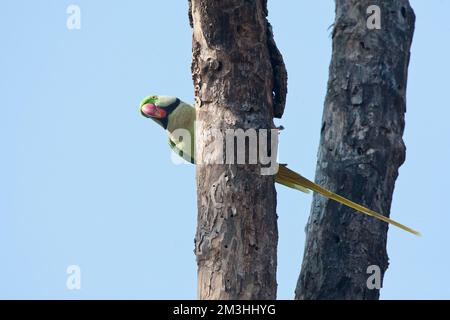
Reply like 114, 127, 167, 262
296, 0, 415, 300
190, 0, 285, 299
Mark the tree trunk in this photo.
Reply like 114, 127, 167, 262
296, 0, 415, 300
190, 0, 286, 300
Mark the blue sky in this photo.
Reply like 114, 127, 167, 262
0, 1, 449, 299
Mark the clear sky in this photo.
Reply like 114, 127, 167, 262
0, 1, 449, 299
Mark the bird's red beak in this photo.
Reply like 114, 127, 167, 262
141, 103, 167, 119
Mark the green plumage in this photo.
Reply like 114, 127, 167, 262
166, 101, 196, 164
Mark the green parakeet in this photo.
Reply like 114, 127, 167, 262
140, 94, 420, 236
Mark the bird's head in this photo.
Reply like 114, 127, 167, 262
139, 95, 180, 129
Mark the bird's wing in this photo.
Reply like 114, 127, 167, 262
168, 138, 195, 164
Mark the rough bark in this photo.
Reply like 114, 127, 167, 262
296, 0, 415, 300
190, 0, 285, 299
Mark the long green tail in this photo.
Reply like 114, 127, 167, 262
275, 165, 420, 236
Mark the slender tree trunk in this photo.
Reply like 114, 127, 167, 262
296, 0, 415, 300
189, 0, 286, 299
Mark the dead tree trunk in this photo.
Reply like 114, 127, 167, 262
296, 0, 415, 300
189, 0, 287, 299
